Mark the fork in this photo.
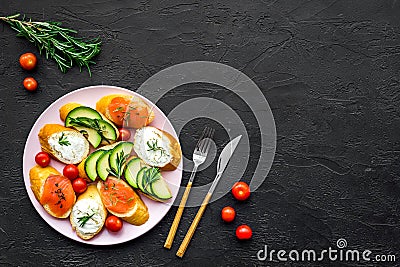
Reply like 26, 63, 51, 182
164, 126, 215, 249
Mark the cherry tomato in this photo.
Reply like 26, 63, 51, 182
105, 215, 123, 232
221, 206, 236, 223
118, 128, 131, 141
63, 164, 79, 180
72, 178, 87, 194
23, 77, 38, 91
35, 152, 50, 167
232, 181, 251, 201
236, 224, 252, 240
19, 52, 37, 70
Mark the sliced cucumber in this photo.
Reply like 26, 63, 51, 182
124, 157, 142, 188
84, 150, 105, 181
149, 177, 172, 200
109, 142, 134, 174
75, 126, 102, 148
136, 167, 148, 193
97, 150, 112, 181
98, 120, 118, 142
65, 106, 101, 127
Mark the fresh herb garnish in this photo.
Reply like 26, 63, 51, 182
77, 212, 95, 227
58, 133, 71, 146
146, 139, 167, 161
143, 167, 161, 190
69, 117, 111, 144
0, 14, 101, 76
107, 151, 129, 179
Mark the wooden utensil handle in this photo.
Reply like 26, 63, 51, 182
176, 192, 212, 258
164, 182, 193, 249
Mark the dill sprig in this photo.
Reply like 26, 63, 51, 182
78, 212, 95, 227
0, 13, 101, 76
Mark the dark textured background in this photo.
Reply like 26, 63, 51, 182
1, 0, 399, 266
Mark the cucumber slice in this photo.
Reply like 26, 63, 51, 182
84, 150, 105, 181
124, 157, 142, 188
97, 150, 112, 181
109, 142, 134, 175
65, 106, 101, 127
149, 177, 172, 200
136, 167, 148, 193
98, 120, 118, 142
75, 126, 102, 148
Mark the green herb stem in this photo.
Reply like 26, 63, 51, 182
0, 14, 101, 76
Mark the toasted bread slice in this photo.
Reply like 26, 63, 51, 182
134, 126, 181, 171
38, 124, 89, 164
70, 184, 107, 240
97, 177, 149, 226
59, 102, 82, 122
96, 94, 155, 128
30, 165, 76, 218
30, 165, 60, 202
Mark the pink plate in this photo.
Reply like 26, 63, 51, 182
22, 85, 182, 245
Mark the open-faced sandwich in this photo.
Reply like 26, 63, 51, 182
70, 184, 107, 240
96, 94, 155, 128
38, 124, 89, 165
97, 176, 149, 225
30, 165, 76, 218
134, 126, 181, 171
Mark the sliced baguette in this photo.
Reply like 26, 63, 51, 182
97, 177, 149, 226
134, 126, 181, 171
70, 184, 107, 240
96, 94, 155, 128
29, 165, 76, 218
38, 124, 89, 164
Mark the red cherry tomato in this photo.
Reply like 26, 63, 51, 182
72, 178, 87, 194
23, 77, 38, 91
118, 128, 131, 141
232, 181, 251, 201
105, 215, 123, 232
19, 53, 37, 70
221, 206, 236, 223
236, 224, 252, 240
35, 152, 50, 167
63, 164, 79, 180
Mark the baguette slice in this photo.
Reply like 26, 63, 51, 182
96, 94, 155, 128
70, 184, 107, 240
29, 165, 76, 218
97, 176, 149, 225
38, 124, 89, 164
134, 126, 181, 171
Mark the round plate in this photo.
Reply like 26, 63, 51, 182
22, 85, 182, 245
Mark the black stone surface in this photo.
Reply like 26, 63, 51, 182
1, 0, 399, 266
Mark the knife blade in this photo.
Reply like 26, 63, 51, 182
209, 135, 242, 194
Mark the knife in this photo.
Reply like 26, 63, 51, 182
176, 135, 242, 258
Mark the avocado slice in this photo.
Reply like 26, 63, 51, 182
149, 177, 172, 200
109, 142, 134, 178
65, 106, 101, 127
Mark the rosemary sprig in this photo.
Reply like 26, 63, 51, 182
143, 167, 161, 190
107, 151, 129, 179
146, 139, 167, 161
77, 211, 95, 227
58, 133, 71, 146
0, 14, 101, 76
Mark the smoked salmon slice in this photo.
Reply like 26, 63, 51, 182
97, 177, 149, 225
40, 175, 76, 218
